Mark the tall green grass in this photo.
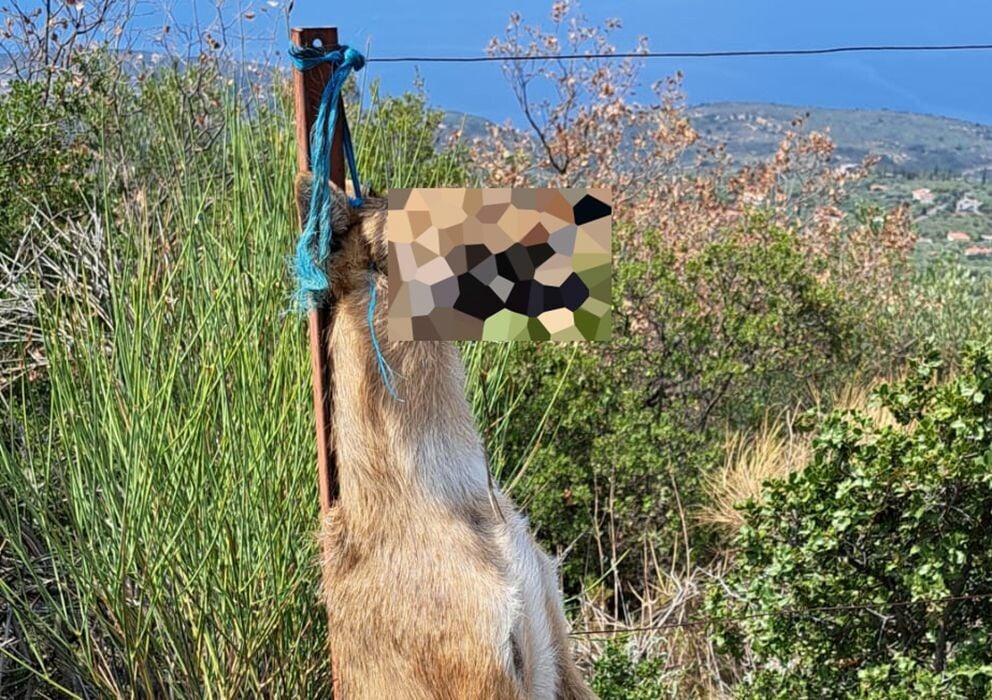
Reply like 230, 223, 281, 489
1, 82, 326, 696
0, 69, 506, 697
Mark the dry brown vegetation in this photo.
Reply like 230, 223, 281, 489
472, 2, 915, 271
462, 3, 929, 696
698, 376, 902, 537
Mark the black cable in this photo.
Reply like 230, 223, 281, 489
569, 591, 992, 637
367, 43, 992, 64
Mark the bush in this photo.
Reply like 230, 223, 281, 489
489, 213, 872, 594
591, 639, 671, 699
707, 344, 992, 699
895, 257, 992, 361
0, 80, 94, 255
615, 213, 869, 431
466, 2, 919, 615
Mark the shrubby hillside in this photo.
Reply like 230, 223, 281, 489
445, 102, 992, 178
2, 1, 991, 698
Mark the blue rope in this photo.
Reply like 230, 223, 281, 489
367, 271, 399, 399
289, 44, 365, 310
289, 42, 399, 399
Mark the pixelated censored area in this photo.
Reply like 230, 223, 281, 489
386, 188, 612, 341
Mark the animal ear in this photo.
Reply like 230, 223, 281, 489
328, 180, 357, 235
294, 171, 358, 237
345, 180, 380, 200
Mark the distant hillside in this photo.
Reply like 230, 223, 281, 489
444, 103, 992, 178
440, 111, 500, 142
689, 103, 992, 177
442, 104, 992, 269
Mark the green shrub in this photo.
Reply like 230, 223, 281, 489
895, 257, 992, 361
0, 80, 94, 255
615, 214, 866, 430
591, 639, 671, 699
490, 214, 870, 595
707, 344, 992, 699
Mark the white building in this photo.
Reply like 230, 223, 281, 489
956, 196, 983, 214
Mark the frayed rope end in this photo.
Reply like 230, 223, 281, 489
367, 270, 401, 400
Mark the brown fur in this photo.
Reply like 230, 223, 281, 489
298, 173, 595, 699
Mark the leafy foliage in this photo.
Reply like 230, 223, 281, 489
707, 344, 992, 699
895, 256, 992, 358
3, 3, 992, 697
616, 213, 867, 430
0, 79, 94, 255
591, 639, 671, 699
477, 212, 876, 600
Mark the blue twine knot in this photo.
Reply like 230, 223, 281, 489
289, 42, 399, 399
342, 46, 365, 71
289, 42, 365, 310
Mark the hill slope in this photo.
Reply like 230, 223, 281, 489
689, 102, 992, 176
444, 103, 992, 178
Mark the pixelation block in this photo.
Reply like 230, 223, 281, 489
386, 188, 611, 341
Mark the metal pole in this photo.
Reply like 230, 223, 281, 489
290, 25, 344, 698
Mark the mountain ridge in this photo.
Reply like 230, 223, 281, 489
443, 102, 992, 177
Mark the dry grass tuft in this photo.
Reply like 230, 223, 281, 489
698, 376, 901, 536
828, 378, 900, 429
697, 414, 809, 535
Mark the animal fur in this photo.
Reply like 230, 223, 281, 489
297, 173, 595, 699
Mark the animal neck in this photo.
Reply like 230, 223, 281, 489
328, 277, 489, 518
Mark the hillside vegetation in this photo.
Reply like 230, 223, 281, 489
447, 102, 992, 178
687, 102, 992, 177
2, 2, 992, 698
445, 103, 992, 269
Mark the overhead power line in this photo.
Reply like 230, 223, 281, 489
368, 43, 992, 64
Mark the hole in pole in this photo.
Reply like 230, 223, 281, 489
311, 37, 323, 48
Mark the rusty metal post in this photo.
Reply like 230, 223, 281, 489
290, 25, 344, 697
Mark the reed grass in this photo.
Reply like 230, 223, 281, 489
0, 69, 486, 697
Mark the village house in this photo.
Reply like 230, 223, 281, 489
947, 231, 971, 242
912, 187, 935, 205
956, 195, 983, 214
964, 245, 992, 258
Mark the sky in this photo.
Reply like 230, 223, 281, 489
140, 0, 992, 125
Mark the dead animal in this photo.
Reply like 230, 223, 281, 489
297, 172, 596, 700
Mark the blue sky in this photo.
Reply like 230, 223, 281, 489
148, 0, 992, 124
